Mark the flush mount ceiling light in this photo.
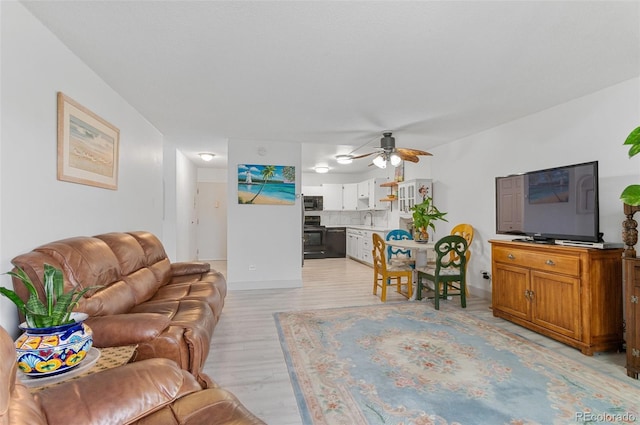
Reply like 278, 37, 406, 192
314, 166, 330, 174
335, 154, 353, 165
199, 153, 215, 161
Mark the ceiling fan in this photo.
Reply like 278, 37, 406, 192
349, 132, 432, 169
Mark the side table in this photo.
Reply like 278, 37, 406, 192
21, 345, 137, 392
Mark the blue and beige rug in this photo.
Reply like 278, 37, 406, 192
275, 303, 640, 424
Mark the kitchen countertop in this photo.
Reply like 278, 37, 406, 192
329, 225, 391, 232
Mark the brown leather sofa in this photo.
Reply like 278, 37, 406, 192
0, 325, 266, 425
10, 231, 225, 387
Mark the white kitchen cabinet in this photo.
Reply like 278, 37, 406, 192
342, 183, 358, 210
322, 183, 344, 210
301, 185, 324, 196
398, 179, 432, 215
357, 180, 370, 200
346, 229, 362, 259
347, 228, 385, 265
356, 178, 390, 210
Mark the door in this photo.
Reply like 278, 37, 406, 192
531, 270, 581, 339
496, 175, 524, 233
196, 182, 227, 260
493, 263, 530, 321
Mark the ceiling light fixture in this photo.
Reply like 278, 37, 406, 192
335, 154, 353, 165
372, 151, 403, 169
314, 166, 329, 174
372, 154, 387, 169
389, 152, 402, 167
199, 153, 215, 161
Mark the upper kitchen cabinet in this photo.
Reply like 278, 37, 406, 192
322, 178, 390, 211
301, 185, 324, 196
323, 183, 344, 210
398, 179, 432, 215
343, 183, 358, 210
357, 177, 390, 210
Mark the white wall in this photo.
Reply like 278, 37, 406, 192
0, 3, 164, 333
227, 140, 302, 289
175, 150, 198, 261
428, 78, 640, 298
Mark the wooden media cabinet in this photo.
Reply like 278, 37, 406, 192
490, 240, 623, 355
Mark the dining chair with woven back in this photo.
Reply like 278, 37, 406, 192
372, 232, 413, 302
415, 234, 468, 310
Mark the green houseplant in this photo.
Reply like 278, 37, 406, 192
1, 264, 94, 328
0, 264, 98, 376
410, 196, 448, 241
620, 126, 640, 206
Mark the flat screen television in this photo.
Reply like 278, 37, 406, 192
495, 161, 600, 243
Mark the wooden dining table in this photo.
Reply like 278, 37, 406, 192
384, 239, 435, 267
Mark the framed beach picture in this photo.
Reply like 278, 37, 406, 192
57, 92, 120, 190
237, 164, 296, 205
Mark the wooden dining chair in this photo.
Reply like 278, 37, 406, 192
450, 223, 473, 295
415, 235, 468, 310
372, 233, 413, 302
385, 229, 415, 267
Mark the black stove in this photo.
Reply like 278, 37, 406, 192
304, 216, 326, 258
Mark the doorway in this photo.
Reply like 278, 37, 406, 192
196, 182, 227, 260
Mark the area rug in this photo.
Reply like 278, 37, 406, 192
274, 303, 640, 425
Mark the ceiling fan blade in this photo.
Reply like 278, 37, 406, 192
352, 151, 378, 159
397, 147, 432, 157
396, 152, 420, 163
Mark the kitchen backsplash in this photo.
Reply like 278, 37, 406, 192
305, 210, 390, 228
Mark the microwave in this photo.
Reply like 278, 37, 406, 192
304, 196, 323, 211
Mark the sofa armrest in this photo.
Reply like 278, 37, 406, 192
34, 358, 201, 425
171, 261, 211, 277
86, 313, 171, 347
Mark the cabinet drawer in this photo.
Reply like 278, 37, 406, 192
493, 246, 580, 276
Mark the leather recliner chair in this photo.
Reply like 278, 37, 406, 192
0, 325, 266, 425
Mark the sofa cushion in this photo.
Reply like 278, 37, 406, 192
94, 232, 148, 276
130, 299, 215, 382
34, 237, 121, 291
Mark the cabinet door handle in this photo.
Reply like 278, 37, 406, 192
524, 289, 530, 300
545, 259, 555, 266
507, 253, 515, 260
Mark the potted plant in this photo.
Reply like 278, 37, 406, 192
0, 264, 97, 376
620, 126, 640, 205
410, 196, 448, 241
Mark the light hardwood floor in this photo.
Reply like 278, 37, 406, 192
205, 258, 628, 425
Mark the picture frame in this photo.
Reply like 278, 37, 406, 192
57, 92, 120, 190
237, 164, 296, 205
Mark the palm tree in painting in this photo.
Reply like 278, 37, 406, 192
248, 165, 276, 203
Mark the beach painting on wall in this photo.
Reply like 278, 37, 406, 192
238, 164, 296, 205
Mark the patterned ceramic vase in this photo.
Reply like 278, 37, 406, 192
15, 312, 93, 377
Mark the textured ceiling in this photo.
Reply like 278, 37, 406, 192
21, 1, 640, 173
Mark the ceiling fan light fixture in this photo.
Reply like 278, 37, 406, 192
314, 165, 330, 174
373, 154, 387, 169
199, 152, 215, 161
335, 154, 353, 165
390, 152, 402, 167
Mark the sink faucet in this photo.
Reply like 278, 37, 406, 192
364, 212, 374, 227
